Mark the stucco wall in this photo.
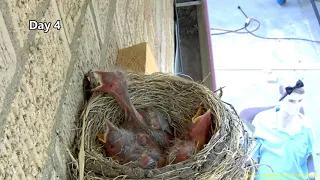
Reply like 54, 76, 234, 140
0, 0, 174, 179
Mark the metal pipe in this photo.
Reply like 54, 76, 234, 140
310, 0, 320, 27
173, 0, 184, 74
203, 0, 217, 91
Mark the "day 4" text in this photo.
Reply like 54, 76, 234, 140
29, 20, 61, 33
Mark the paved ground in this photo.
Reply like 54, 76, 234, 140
208, 0, 320, 174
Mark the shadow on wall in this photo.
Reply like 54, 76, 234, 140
177, 3, 203, 82
180, 37, 202, 81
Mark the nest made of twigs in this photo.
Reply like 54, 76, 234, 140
69, 71, 255, 180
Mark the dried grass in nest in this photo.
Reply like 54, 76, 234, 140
68, 71, 255, 180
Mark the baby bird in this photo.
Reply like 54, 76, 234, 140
91, 70, 172, 147
97, 119, 166, 169
166, 139, 196, 164
166, 108, 212, 165
96, 119, 136, 163
188, 109, 212, 151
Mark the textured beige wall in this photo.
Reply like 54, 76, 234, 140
0, 0, 174, 179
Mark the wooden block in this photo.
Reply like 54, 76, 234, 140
116, 42, 159, 74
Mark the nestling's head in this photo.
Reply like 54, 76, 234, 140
92, 70, 128, 95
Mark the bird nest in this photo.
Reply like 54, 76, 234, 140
69, 71, 254, 180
